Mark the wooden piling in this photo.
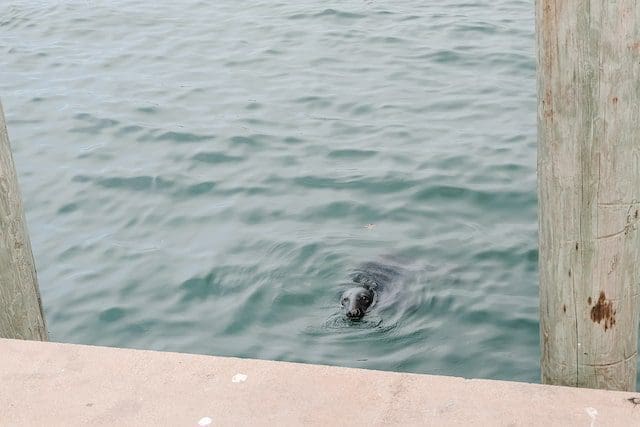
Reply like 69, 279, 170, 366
0, 99, 48, 341
537, 1, 640, 390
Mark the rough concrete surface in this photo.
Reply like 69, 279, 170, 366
1, 338, 639, 426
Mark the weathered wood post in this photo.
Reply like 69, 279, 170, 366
537, 1, 640, 390
0, 99, 48, 341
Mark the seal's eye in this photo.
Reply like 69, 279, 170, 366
361, 295, 368, 302
341, 297, 348, 305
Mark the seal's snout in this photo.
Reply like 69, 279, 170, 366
347, 308, 363, 319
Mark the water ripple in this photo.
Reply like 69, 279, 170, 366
2, 0, 542, 383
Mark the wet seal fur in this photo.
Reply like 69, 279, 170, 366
340, 261, 401, 320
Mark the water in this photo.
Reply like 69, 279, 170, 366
1, 0, 540, 382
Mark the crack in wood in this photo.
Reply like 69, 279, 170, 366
582, 352, 638, 367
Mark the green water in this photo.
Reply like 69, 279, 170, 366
2, 0, 543, 382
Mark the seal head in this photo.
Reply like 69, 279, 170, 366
341, 286, 374, 319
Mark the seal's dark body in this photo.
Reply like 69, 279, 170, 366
349, 261, 401, 291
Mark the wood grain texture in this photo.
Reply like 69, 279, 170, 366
0, 100, 48, 340
537, 1, 640, 390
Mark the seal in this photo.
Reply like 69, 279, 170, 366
341, 286, 374, 319
340, 261, 401, 320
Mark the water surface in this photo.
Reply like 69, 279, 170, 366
2, 0, 541, 382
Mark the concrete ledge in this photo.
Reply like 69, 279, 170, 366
1, 338, 639, 426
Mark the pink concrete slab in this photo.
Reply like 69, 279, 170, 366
1, 338, 639, 426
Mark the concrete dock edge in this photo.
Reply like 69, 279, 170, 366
1, 338, 639, 426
